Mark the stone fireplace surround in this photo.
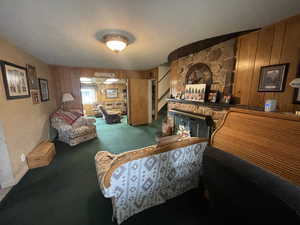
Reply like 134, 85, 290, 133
167, 37, 239, 137
168, 99, 229, 137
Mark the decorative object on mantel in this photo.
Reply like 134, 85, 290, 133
38, 78, 49, 102
290, 77, 300, 104
62, 93, 74, 110
26, 64, 38, 90
264, 99, 277, 112
223, 95, 232, 104
185, 84, 206, 102
208, 91, 218, 103
258, 63, 289, 92
31, 90, 39, 104
1, 61, 30, 99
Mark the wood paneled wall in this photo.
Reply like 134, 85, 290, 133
51, 65, 153, 110
234, 14, 300, 112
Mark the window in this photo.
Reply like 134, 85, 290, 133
81, 88, 96, 104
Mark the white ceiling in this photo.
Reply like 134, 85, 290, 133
0, 0, 299, 70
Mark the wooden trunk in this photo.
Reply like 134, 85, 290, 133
27, 141, 56, 169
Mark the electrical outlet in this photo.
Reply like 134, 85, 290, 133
20, 153, 26, 162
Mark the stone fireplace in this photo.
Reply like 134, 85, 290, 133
167, 38, 237, 137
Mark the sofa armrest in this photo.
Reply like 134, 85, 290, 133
72, 117, 96, 128
51, 117, 72, 132
95, 151, 117, 191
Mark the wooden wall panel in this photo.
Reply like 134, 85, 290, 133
234, 14, 300, 112
248, 27, 274, 106
265, 22, 286, 102
277, 16, 300, 112
233, 32, 258, 105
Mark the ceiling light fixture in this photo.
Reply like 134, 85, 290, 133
103, 35, 128, 53
104, 78, 119, 84
97, 29, 135, 53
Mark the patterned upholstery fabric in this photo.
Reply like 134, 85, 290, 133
52, 109, 83, 124
51, 110, 97, 146
95, 140, 208, 224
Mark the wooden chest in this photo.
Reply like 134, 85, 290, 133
27, 141, 56, 169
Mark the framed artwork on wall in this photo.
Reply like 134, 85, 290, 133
106, 88, 118, 98
39, 78, 49, 102
31, 90, 39, 104
0, 61, 30, 99
26, 64, 38, 90
258, 63, 289, 92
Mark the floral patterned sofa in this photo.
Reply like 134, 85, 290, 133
51, 109, 97, 146
95, 137, 208, 224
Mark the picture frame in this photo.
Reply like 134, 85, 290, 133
106, 88, 118, 98
26, 64, 39, 90
185, 84, 206, 102
31, 90, 39, 104
1, 61, 30, 99
258, 63, 289, 92
39, 78, 49, 102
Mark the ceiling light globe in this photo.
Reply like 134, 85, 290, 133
103, 34, 129, 52
106, 40, 127, 52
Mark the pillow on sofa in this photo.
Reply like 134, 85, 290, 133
52, 109, 83, 125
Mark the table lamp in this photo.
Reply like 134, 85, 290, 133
62, 93, 74, 110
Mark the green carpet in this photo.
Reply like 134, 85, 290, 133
0, 116, 210, 225
95, 116, 161, 154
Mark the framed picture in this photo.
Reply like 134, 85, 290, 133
1, 61, 30, 99
31, 90, 39, 104
258, 64, 289, 92
27, 64, 38, 90
39, 78, 49, 101
185, 84, 206, 102
106, 88, 118, 98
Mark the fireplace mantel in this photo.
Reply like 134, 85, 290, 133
167, 98, 264, 111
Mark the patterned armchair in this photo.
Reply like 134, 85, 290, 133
51, 109, 97, 146
95, 137, 208, 224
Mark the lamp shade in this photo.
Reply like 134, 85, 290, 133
289, 78, 300, 88
62, 93, 74, 103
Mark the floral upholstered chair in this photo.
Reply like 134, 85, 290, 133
51, 109, 97, 146
95, 137, 208, 224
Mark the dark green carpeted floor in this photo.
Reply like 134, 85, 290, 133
0, 116, 211, 225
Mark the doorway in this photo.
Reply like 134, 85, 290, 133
80, 77, 128, 123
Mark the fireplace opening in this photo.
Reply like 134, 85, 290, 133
171, 109, 214, 139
